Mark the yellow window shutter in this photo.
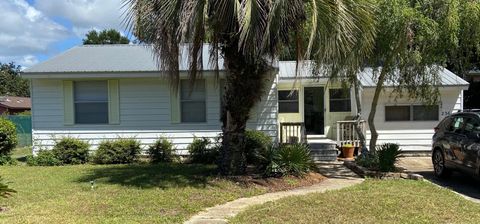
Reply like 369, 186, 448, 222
108, 80, 120, 124
171, 88, 180, 123
63, 80, 74, 125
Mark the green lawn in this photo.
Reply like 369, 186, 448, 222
0, 163, 266, 223
232, 179, 480, 224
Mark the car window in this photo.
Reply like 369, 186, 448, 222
438, 117, 452, 131
464, 117, 480, 134
448, 116, 465, 133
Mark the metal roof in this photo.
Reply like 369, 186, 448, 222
279, 61, 469, 87
0, 96, 31, 109
23, 44, 224, 74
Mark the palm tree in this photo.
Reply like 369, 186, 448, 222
124, 0, 376, 175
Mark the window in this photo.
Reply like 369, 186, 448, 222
278, 90, 299, 113
464, 117, 480, 134
386, 105, 439, 122
329, 89, 351, 112
385, 106, 410, 121
448, 116, 465, 133
181, 79, 206, 122
413, 105, 439, 121
74, 81, 108, 124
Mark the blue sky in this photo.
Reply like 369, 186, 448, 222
1, 0, 129, 68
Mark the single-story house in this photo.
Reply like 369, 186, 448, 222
22, 44, 469, 157
0, 96, 31, 115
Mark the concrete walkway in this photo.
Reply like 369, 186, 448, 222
185, 162, 363, 224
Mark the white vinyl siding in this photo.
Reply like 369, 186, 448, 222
31, 76, 278, 154
363, 88, 465, 151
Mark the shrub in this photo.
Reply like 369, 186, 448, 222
0, 176, 16, 198
245, 130, 272, 165
93, 138, 141, 164
356, 153, 379, 170
188, 137, 219, 164
0, 117, 17, 156
257, 143, 314, 177
0, 154, 17, 165
26, 150, 62, 166
377, 143, 403, 172
148, 138, 177, 163
52, 137, 90, 164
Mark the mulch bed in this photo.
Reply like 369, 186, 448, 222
228, 172, 327, 192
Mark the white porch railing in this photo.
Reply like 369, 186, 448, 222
336, 120, 366, 147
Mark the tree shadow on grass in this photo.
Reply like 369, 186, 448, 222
75, 163, 219, 189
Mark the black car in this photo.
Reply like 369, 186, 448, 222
432, 110, 480, 178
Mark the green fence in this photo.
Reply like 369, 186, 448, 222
6, 115, 32, 147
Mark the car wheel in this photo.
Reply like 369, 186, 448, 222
433, 149, 450, 178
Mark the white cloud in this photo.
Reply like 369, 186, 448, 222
0, 0, 69, 66
35, 0, 128, 37
0, 55, 39, 69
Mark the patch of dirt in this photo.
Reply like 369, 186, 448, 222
228, 172, 326, 192
0, 207, 8, 213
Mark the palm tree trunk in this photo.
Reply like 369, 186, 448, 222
367, 70, 387, 152
219, 44, 269, 175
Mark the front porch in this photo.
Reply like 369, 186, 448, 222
279, 120, 366, 161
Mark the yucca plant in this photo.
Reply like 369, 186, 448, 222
0, 176, 16, 198
277, 144, 314, 176
124, 0, 375, 175
376, 143, 403, 172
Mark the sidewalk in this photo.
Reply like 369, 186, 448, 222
185, 162, 362, 224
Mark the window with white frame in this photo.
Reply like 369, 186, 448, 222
74, 81, 109, 124
278, 90, 299, 113
329, 89, 351, 112
180, 79, 206, 122
385, 105, 439, 121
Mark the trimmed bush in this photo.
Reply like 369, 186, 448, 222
257, 143, 314, 177
0, 117, 17, 156
245, 130, 272, 165
188, 137, 219, 164
377, 143, 403, 172
26, 150, 62, 166
0, 176, 16, 198
148, 138, 177, 163
52, 137, 90, 164
93, 138, 141, 164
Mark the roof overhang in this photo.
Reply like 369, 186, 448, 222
21, 70, 226, 79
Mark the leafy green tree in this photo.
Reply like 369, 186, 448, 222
0, 62, 29, 97
126, 0, 376, 175
82, 29, 130, 45
362, 0, 458, 152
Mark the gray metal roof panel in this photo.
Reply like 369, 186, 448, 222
279, 62, 468, 87
24, 44, 224, 73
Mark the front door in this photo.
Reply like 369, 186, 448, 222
304, 87, 324, 135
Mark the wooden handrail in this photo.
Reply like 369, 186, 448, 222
336, 120, 366, 147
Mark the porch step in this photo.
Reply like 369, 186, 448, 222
309, 142, 338, 162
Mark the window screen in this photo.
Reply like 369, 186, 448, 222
329, 89, 351, 112
385, 106, 410, 121
413, 105, 439, 121
278, 90, 299, 113
181, 80, 206, 122
74, 81, 108, 124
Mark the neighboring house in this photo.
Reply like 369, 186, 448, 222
0, 96, 31, 115
467, 70, 480, 82
22, 44, 469, 156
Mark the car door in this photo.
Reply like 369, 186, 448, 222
445, 116, 466, 166
460, 116, 480, 173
